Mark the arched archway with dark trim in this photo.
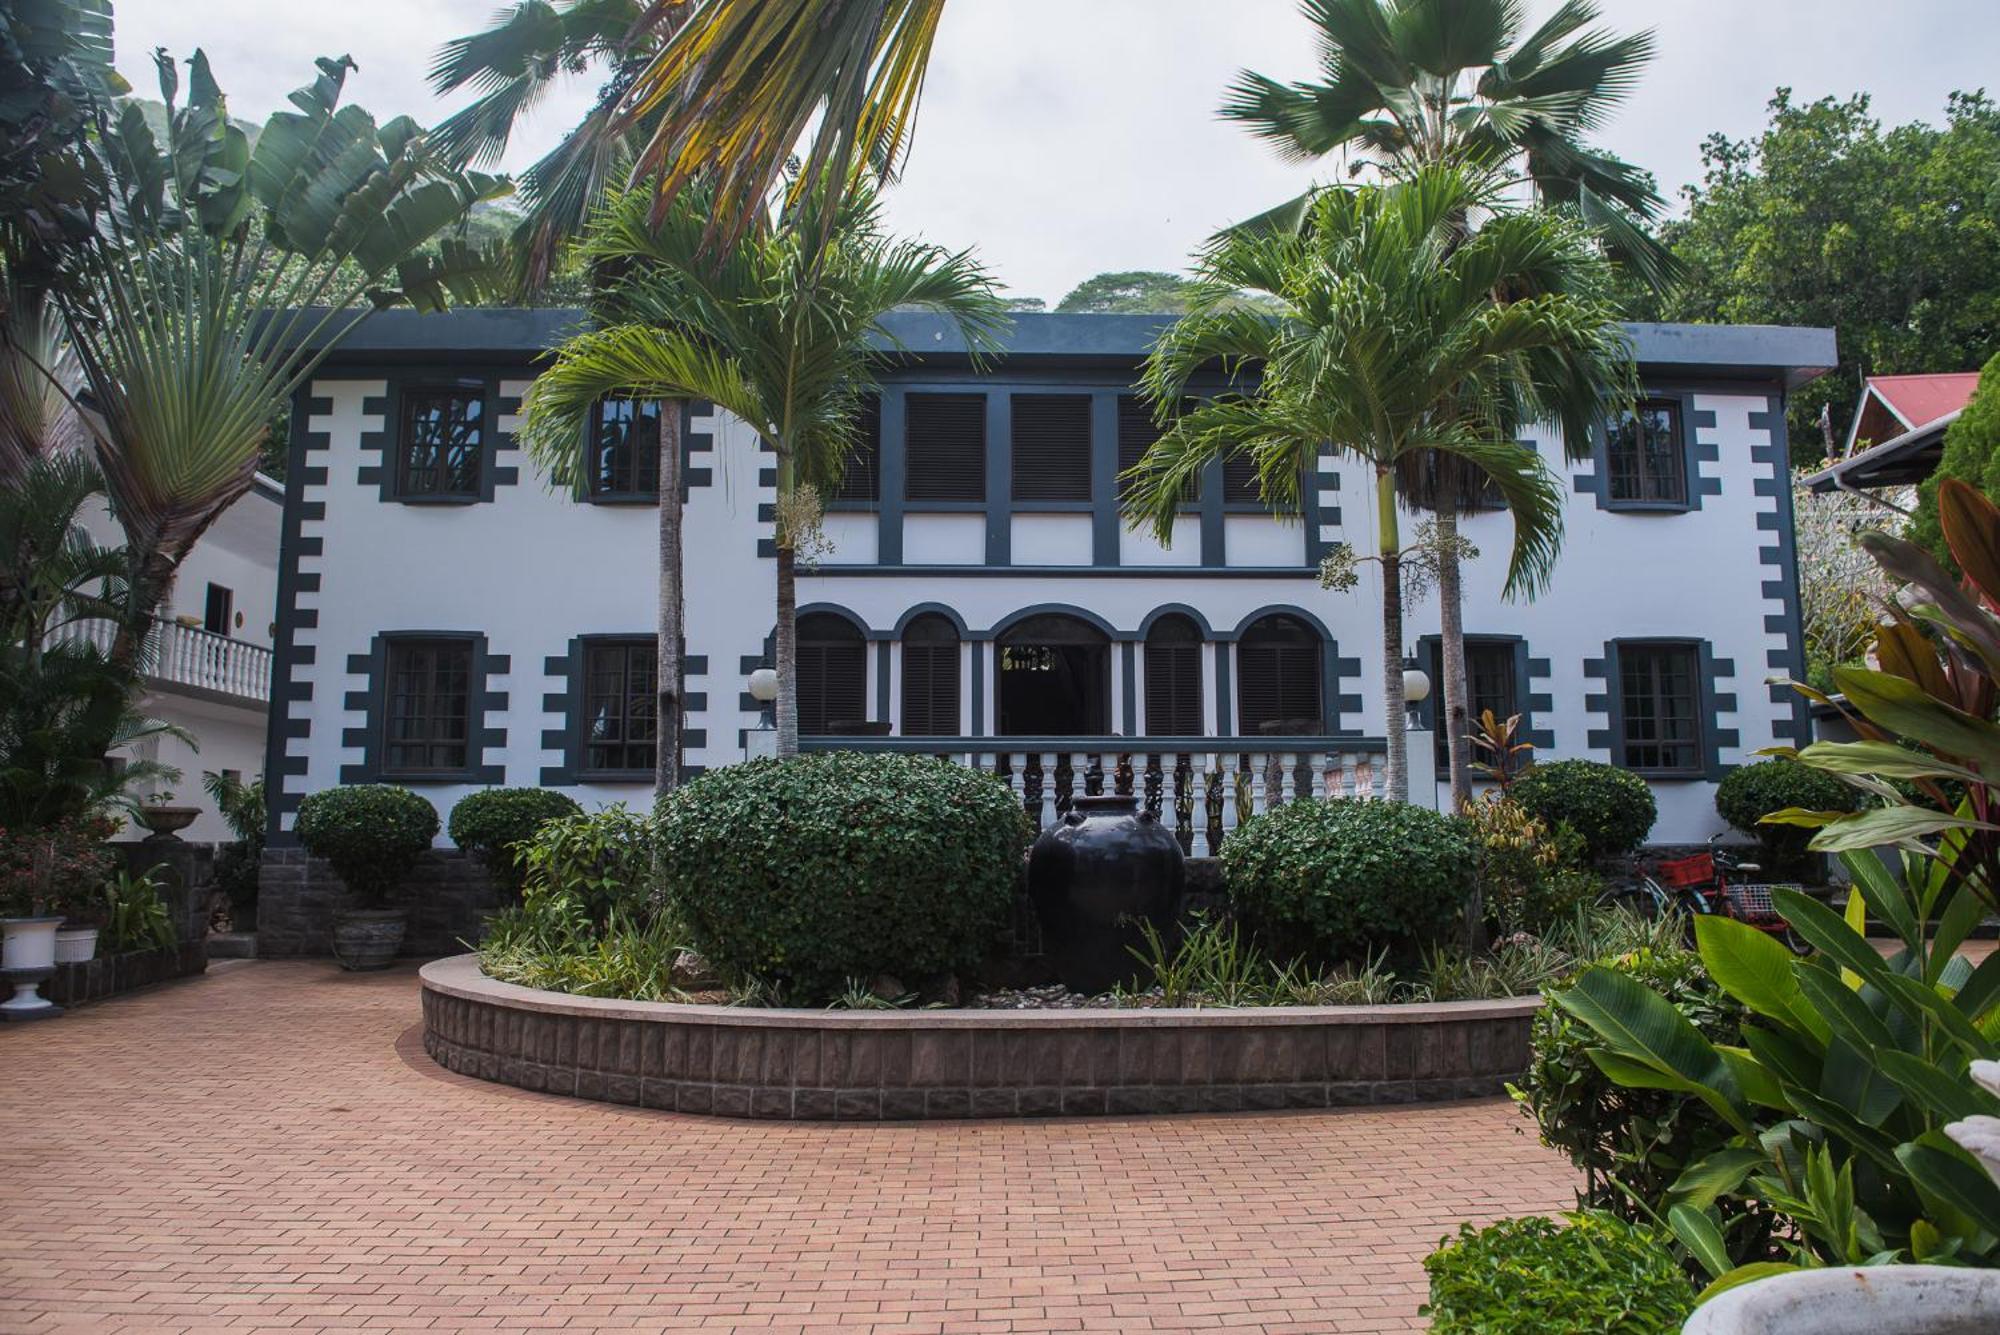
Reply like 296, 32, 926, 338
997, 612, 1111, 737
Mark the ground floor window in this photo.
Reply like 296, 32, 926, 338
900, 615, 961, 737
1431, 638, 1520, 766
799, 613, 868, 735
1144, 615, 1204, 736
1237, 614, 1322, 735
1616, 640, 1703, 773
384, 639, 472, 773
583, 639, 656, 774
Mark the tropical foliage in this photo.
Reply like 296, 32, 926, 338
1657, 90, 2000, 462
520, 174, 1001, 755
1422, 1211, 1695, 1335
1911, 350, 2000, 569
1125, 165, 1629, 795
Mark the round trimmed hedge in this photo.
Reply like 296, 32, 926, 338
1715, 758, 1854, 866
448, 787, 583, 891
656, 753, 1030, 1000
295, 784, 438, 907
1511, 760, 1657, 863
1221, 798, 1473, 962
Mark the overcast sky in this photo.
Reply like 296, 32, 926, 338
115, 0, 1997, 305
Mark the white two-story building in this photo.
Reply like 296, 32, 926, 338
265, 310, 1835, 853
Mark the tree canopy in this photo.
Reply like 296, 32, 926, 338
1656, 89, 2000, 466
1054, 270, 1200, 314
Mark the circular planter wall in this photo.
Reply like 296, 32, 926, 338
421, 955, 1541, 1121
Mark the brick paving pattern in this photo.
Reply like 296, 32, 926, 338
0, 961, 1575, 1333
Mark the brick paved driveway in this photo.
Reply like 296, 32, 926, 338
0, 961, 1574, 1333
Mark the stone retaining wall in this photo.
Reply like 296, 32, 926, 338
420, 955, 1540, 1121
258, 847, 507, 958
44, 940, 207, 1007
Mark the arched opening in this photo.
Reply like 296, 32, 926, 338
900, 614, 961, 737
1143, 614, 1204, 736
797, 613, 868, 735
1237, 614, 1323, 736
998, 613, 1110, 737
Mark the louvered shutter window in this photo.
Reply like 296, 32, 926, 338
1118, 395, 1197, 503
1011, 394, 1091, 501
1144, 615, 1205, 736
905, 393, 985, 502
1221, 451, 1261, 504
1237, 615, 1323, 735
797, 614, 868, 735
835, 395, 880, 502
900, 615, 961, 737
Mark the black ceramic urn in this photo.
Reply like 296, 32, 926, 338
1026, 793, 1186, 995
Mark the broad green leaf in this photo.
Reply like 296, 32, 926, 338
1898, 1135, 2000, 1237
1697, 915, 1827, 1040
1795, 963, 1898, 1052
1794, 739, 1986, 784
1776, 888, 1892, 990
1877, 973, 1999, 1062
1744, 1026, 1824, 1093
1696, 1262, 1802, 1305
1928, 885, 1987, 986
1876, 1048, 1995, 1122
1668, 1148, 1766, 1211
1954, 950, 2000, 1023
1720, 1047, 1790, 1111
1807, 805, 1991, 852
1844, 850, 1917, 955
1669, 1204, 1732, 1280
1832, 665, 2000, 773
1816, 1034, 1905, 1128
1555, 966, 1750, 1132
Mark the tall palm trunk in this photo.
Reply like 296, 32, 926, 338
654, 404, 684, 798
1435, 502, 1472, 810
773, 541, 798, 758
1377, 467, 1408, 801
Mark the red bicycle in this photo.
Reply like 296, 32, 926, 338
1600, 833, 1809, 954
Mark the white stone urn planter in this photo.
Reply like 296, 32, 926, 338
1682, 1266, 2000, 1334
1685, 1059, 2000, 1333
54, 924, 99, 963
1, 915, 65, 1019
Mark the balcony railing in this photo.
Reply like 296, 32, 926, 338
55, 616, 272, 706
799, 736, 1397, 856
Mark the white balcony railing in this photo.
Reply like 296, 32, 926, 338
55, 615, 272, 706
799, 736, 1396, 857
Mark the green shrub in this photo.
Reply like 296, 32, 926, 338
448, 788, 583, 892
1422, 1211, 1694, 1334
657, 753, 1029, 1001
1459, 795, 1597, 936
517, 804, 658, 925
1715, 758, 1854, 874
293, 785, 438, 907
1513, 946, 1782, 1265
0, 813, 117, 917
1512, 759, 1657, 862
204, 773, 266, 925
1222, 798, 1473, 962
101, 867, 177, 952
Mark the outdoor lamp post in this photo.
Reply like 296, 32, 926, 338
744, 668, 779, 760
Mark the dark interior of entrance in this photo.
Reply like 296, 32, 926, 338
998, 614, 1109, 736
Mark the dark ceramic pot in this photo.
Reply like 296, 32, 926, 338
1027, 793, 1185, 995
332, 908, 406, 971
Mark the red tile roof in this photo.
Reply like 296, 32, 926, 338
1867, 372, 1981, 430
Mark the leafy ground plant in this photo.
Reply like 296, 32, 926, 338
1422, 1211, 1695, 1334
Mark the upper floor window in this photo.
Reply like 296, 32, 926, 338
1011, 393, 1091, 502
384, 638, 472, 774
1119, 394, 1196, 504
905, 392, 985, 503
1144, 614, 1204, 736
1606, 399, 1687, 506
583, 639, 656, 775
1237, 615, 1322, 736
589, 397, 661, 499
1221, 451, 1261, 504
834, 394, 880, 503
398, 388, 484, 499
203, 583, 233, 636
798, 613, 868, 735
1616, 640, 1702, 774
900, 614, 960, 737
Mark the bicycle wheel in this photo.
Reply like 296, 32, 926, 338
1598, 880, 1664, 919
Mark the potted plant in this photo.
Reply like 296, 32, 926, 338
293, 785, 439, 970
0, 816, 115, 1018
133, 790, 200, 839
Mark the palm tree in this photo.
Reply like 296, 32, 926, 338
43, 50, 507, 664
1124, 165, 1631, 800
431, 0, 945, 270
520, 175, 1002, 764
1222, 0, 1668, 806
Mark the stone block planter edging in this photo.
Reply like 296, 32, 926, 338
420, 954, 1542, 1120
43, 939, 208, 1007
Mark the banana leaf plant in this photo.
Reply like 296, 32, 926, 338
1553, 478, 2000, 1297
48, 50, 510, 657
